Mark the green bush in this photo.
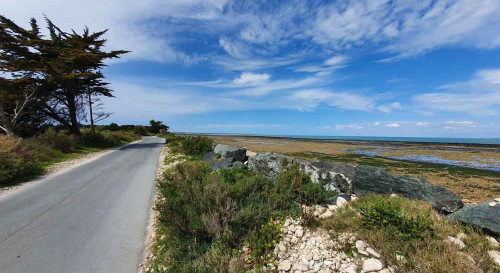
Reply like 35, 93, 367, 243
79, 131, 121, 148
181, 136, 213, 157
154, 160, 335, 272
133, 126, 148, 136
107, 123, 120, 131
37, 129, 77, 153
355, 195, 435, 240
0, 136, 42, 186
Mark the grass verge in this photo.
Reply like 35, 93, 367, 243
321, 195, 500, 273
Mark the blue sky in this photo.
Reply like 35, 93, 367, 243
3, 0, 500, 137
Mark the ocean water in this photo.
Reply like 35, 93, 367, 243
202, 133, 500, 145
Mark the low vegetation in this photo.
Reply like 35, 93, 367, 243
149, 137, 335, 273
0, 128, 141, 187
148, 137, 499, 273
322, 195, 499, 273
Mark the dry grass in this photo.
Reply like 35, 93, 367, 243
321, 195, 499, 273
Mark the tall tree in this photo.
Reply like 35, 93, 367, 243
0, 16, 42, 136
0, 15, 128, 136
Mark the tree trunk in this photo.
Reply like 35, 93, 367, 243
0, 102, 15, 136
66, 90, 81, 136
88, 93, 95, 135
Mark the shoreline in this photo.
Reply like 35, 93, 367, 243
178, 132, 500, 148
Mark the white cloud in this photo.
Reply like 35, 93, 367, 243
336, 124, 363, 130
1, 0, 233, 63
199, 124, 285, 129
377, 102, 402, 113
443, 121, 476, 130
370, 121, 380, 126
233, 72, 270, 85
414, 68, 500, 116
385, 123, 401, 128
324, 55, 348, 66
415, 122, 430, 127
234, 76, 322, 97
288, 89, 376, 111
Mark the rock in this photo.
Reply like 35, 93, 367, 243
352, 165, 463, 213
278, 260, 292, 271
336, 196, 348, 208
310, 161, 356, 194
488, 250, 500, 266
248, 152, 354, 193
444, 236, 466, 250
489, 202, 497, 207
449, 199, 500, 236
456, 232, 468, 241
214, 144, 247, 163
390, 193, 398, 198
431, 186, 464, 214
396, 254, 405, 262
362, 258, 384, 272
231, 161, 248, 170
366, 247, 381, 258
495, 198, 500, 202
319, 210, 333, 219
486, 236, 499, 248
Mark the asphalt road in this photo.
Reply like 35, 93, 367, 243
0, 136, 164, 273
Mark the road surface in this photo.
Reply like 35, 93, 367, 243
0, 136, 164, 273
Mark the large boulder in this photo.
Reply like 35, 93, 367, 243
352, 165, 463, 213
431, 185, 464, 214
214, 144, 247, 163
247, 152, 354, 193
449, 200, 500, 236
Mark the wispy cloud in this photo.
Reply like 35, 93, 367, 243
336, 124, 363, 130
443, 121, 476, 130
385, 123, 401, 128
413, 68, 500, 116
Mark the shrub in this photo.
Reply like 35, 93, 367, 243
107, 123, 120, 131
181, 136, 213, 157
355, 195, 435, 240
0, 136, 42, 186
79, 131, 121, 148
37, 129, 77, 153
133, 126, 148, 136
154, 159, 335, 272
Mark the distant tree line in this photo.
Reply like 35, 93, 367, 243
0, 14, 128, 137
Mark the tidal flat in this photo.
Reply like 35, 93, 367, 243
206, 135, 500, 204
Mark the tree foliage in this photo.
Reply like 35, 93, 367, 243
0, 15, 128, 136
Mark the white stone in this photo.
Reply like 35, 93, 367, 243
456, 232, 468, 241
328, 205, 338, 211
278, 260, 292, 271
495, 198, 500, 202
319, 210, 333, 219
366, 247, 381, 258
355, 240, 369, 251
390, 193, 398, 198
296, 229, 304, 238
486, 236, 499, 248
362, 258, 384, 272
489, 202, 497, 207
488, 250, 500, 266
336, 197, 348, 208
396, 254, 405, 262
351, 195, 358, 201
445, 236, 466, 250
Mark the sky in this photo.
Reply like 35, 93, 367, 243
2, 0, 500, 137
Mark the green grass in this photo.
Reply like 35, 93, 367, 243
148, 152, 336, 273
